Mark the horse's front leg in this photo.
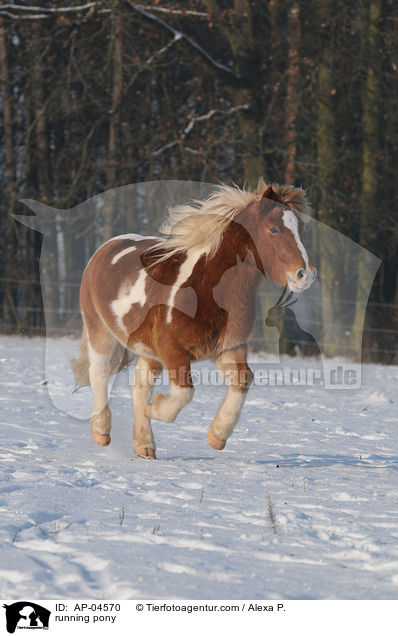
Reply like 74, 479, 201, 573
207, 348, 253, 450
144, 351, 194, 423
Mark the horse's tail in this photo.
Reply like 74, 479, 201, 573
71, 323, 90, 387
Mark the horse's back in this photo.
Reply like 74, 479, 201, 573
83, 233, 160, 284
80, 234, 161, 339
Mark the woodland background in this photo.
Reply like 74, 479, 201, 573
0, 0, 397, 362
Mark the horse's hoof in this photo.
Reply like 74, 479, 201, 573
92, 432, 111, 446
144, 405, 151, 417
207, 430, 226, 450
135, 447, 156, 459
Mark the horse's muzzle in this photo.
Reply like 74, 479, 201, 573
287, 266, 317, 292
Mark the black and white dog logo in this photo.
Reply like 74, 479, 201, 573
2, 602, 50, 633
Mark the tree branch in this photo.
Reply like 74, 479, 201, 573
0, 11, 49, 19
108, 33, 182, 116
125, 0, 241, 82
139, 31, 182, 71
151, 103, 249, 156
134, 5, 209, 18
0, 2, 100, 13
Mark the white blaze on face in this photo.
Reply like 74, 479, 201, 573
111, 245, 137, 265
282, 209, 309, 271
111, 268, 147, 333
166, 248, 203, 323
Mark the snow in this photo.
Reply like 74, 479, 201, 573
1, 335, 398, 600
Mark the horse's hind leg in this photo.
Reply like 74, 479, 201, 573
207, 348, 253, 450
87, 327, 120, 447
132, 356, 163, 459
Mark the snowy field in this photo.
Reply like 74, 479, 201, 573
1, 335, 398, 600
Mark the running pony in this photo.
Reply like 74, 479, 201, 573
72, 179, 316, 458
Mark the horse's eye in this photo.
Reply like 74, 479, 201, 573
269, 226, 279, 234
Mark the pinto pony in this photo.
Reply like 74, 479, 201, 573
72, 179, 316, 458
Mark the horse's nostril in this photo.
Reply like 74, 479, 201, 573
296, 269, 306, 281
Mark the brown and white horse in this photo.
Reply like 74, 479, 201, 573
72, 179, 316, 458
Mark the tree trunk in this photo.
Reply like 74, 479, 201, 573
352, 0, 382, 355
315, 0, 341, 356
284, 3, 301, 185
0, 18, 18, 333
32, 22, 58, 333
203, 0, 264, 187
104, 0, 123, 241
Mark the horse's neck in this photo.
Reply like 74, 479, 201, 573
220, 221, 261, 275
209, 223, 262, 306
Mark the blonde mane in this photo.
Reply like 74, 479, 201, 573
149, 178, 311, 263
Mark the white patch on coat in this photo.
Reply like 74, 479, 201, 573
105, 233, 160, 244
282, 209, 309, 269
166, 248, 203, 323
130, 342, 157, 359
111, 246, 137, 265
87, 342, 113, 422
85, 234, 160, 271
111, 269, 147, 333
149, 383, 195, 423
132, 356, 159, 453
211, 386, 247, 441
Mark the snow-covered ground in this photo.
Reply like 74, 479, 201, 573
1, 335, 398, 600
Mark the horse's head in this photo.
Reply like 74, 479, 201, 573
241, 185, 316, 292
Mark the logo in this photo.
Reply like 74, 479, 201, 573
2, 603, 51, 633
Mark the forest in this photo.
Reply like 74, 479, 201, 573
0, 0, 397, 362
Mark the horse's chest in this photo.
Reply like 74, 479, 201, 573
188, 321, 225, 360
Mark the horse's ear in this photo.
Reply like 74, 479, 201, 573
262, 186, 279, 202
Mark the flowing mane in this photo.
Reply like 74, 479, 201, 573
149, 178, 312, 263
